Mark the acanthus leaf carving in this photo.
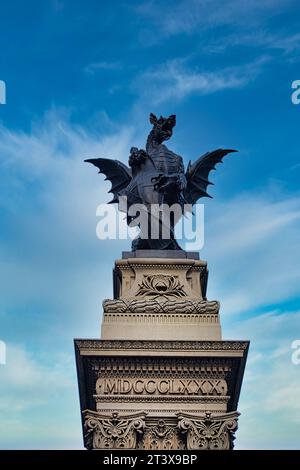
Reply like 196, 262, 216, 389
140, 420, 186, 450
83, 411, 146, 449
178, 411, 239, 450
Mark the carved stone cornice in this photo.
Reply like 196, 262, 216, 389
83, 410, 146, 450
177, 411, 239, 450
75, 339, 249, 351
103, 298, 220, 314
94, 395, 229, 404
75, 339, 249, 426
91, 357, 232, 377
116, 260, 206, 271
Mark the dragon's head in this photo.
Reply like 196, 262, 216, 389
149, 113, 176, 145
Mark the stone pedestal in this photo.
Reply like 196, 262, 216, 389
75, 251, 249, 450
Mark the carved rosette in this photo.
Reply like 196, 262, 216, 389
140, 420, 185, 450
136, 274, 186, 299
83, 411, 146, 450
178, 411, 239, 450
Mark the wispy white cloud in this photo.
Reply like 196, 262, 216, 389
0, 345, 73, 412
135, 56, 269, 104
228, 310, 300, 448
0, 110, 137, 448
137, 0, 300, 70
203, 188, 300, 315
289, 162, 300, 171
84, 60, 122, 75
137, 0, 294, 38
0, 344, 81, 449
203, 30, 300, 56
0, 109, 300, 450
0, 109, 135, 338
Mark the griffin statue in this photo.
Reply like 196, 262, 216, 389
85, 113, 236, 251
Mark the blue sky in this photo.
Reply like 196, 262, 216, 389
0, 0, 300, 449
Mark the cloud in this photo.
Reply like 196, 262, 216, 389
0, 344, 82, 449
202, 188, 300, 315
137, 0, 294, 38
136, 1, 300, 68
228, 310, 300, 449
84, 61, 122, 75
0, 110, 138, 448
289, 162, 300, 171
203, 30, 300, 56
0, 345, 73, 412
0, 108, 300, 449
134, 56, 268, 104
0, 109, 135, 340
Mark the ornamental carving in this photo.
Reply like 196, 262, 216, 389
103, 298, 219, 314
75, 339, 249, 351
83, 411, 146, 449
178, 411, 239, 450
91, 356, 232, 377
140, 420, 185, 450
82, 410, 240, 450
136, 274, 186, 299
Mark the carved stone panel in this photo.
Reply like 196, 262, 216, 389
82, 410, 239, 450
178, 411, 239, 450
103, 298, 220, 314
140, 420, 186, 450
136, 274, 186, 299
115, 258, 207, 300
96, 377, 228, 397
83, 411, 146, 449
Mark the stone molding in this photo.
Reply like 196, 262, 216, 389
75, 339, 249, 351
116, 258, 207, 268
90, 358, 232, 383
103, 298, 220, 314
103, 314, 219, 326
94, 395, 229, 404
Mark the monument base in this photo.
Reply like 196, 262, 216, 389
75, 339, 248, 450
75, 253, 249, 450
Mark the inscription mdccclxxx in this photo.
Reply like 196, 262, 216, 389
96, 378, 227, 396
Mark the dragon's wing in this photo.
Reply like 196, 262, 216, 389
184, 149, 237, 205
85, 158, 132, 203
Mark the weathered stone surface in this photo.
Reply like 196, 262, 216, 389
122, 250, 200, 259
103, 298, 219, 314
77, 113, 247, 449
75, 255, 248, 449
113, 257, 208, 300
81, 409, 239, 450
178, 411, 239, 450
83, 410, 146, 450
103, 256, 217, 340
